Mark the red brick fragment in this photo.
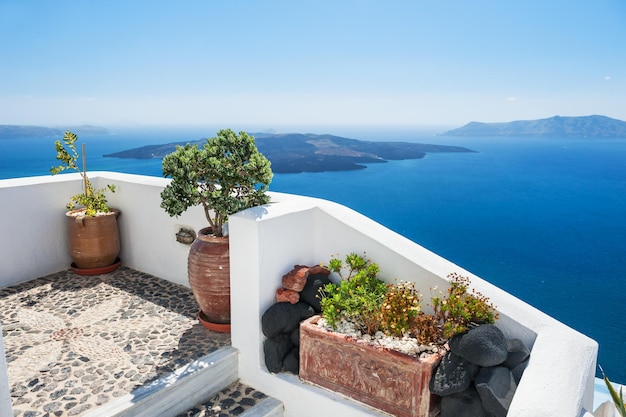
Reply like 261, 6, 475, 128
307, 265, 331, 276
282, 265, 308, 292
276, 288, 300, 304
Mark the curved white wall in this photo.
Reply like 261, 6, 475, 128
0, 174, 80, 285
0, 173, 599, 417
0, 172, 207, 288
229, 194, 598, 417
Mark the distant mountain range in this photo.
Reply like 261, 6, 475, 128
0, 125, 109, 139
4, 115, 624, 173
441, 115, 626, 138
104, 133, 476, 174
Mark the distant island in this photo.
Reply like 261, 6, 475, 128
441, 115, 626, 138
105, 133, 476, 174
0, 125, 109, 139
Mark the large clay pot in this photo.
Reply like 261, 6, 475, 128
188, 227, 231, 331
300, 315, 443, 417
66, 208, 121, 270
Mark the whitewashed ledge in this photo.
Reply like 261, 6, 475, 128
229, 191, 599, 417
0, 172, 606, 417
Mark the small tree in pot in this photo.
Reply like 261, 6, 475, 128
51, 131, 121, 273
160, 128, 273, 235
160, 128, 273, 331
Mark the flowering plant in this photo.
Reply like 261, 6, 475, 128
431, 272, 499, 338
319, 253, 499, 344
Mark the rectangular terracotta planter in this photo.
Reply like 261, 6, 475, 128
300, 315, 442, 417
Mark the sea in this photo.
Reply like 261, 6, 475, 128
2, 125, 625, 382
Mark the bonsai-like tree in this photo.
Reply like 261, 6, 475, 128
51, 131, 116, 216
160, 129, 273, 237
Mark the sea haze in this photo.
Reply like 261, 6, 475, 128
2, 126, 625, 382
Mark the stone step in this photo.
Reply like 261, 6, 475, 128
176, 381, 283, 417
84, 346, 240, 417
83, 346, 283, 417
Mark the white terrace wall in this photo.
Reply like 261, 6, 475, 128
229, 194, 599, 417
0, 172, 207, 288
0, 173, 599, 417
0, 172, 203, 416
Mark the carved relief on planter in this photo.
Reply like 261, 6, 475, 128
299, 316, 443, 417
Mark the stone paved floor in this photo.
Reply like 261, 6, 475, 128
0, 267, 266, 417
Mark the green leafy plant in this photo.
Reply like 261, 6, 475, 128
600, 366, 626, 416
431, 272, 499, 338
319, 253, 500, 346
380, 280, 422, 337
319, 253, 387, 334
160, 129, 273, 237
51, 131, 116, 216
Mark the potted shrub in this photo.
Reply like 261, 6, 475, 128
299, 253, 498, 417
51, 131, 120, 274
160, 128, 272, 332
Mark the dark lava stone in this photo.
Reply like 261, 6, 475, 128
299, 274, 333, 313
263, 334, 294, 373
440, 386, 485, 417
474, 366, 517, 417
261, 302, 315, 338
430, 351, 480, 396
449, 324, 508, 367
502, 338, 530, 369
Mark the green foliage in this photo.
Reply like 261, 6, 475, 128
160, 129, 273, 237
431, 272, 499, 338
50, 131, 115, 216
600, 366, 626, 416
380, 280, 421, 337
320, 253, 500, 344
319, 253, 387, 335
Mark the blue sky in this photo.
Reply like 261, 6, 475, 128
1, 1, 625, 128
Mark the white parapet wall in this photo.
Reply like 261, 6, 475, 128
0, 172, 207, 288
229, 193, 599, 417
0, 172, 210, 416
0, 173, 600, 416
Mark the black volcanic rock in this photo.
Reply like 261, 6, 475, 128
263, 334, 294, 373
511, 358, 529, 385
502, 338, 530, 369
474, 366, 517, 417
103, 132, 476, 174
299, 273, 332, 313
261, 302, 315, 338
440, 386, 485, 417
449, 324, 508, 367
430, 351, 480, 396
441, 115, 626, 138
283, 347, 299, 374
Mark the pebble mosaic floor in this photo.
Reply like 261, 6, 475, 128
0, 267, 266, 417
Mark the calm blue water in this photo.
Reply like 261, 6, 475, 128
2, 127, 625, 381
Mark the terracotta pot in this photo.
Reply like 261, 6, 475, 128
300, 315, 443, 417
71, 258, 121, 276
66, 208, 121, 269
188, 227, 231, 330
198, 310, 231, 333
